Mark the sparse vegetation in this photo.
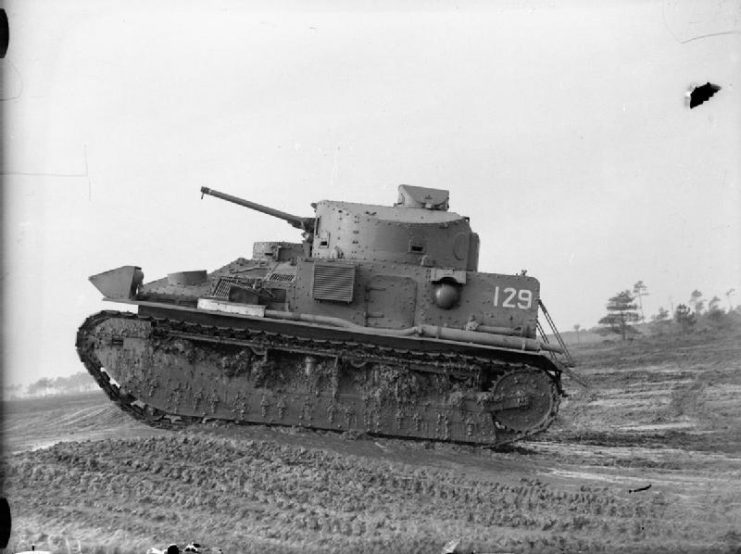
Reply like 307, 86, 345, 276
632, 280, 649, 322
591, 284, 741, 342
689, 289, 705, 315
598, 290, 641, 340
674, 303, 696, 333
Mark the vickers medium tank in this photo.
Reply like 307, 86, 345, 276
76, 185, 575, 447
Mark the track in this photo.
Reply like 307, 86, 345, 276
76, 310, 562, 447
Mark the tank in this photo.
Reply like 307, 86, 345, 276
76, 185, 576, 447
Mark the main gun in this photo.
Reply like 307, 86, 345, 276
200, 186, 315, 234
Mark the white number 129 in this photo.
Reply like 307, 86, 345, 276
493, 287, 533, 309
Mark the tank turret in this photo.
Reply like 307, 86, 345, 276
202, 185, 480, 271
313, 185, 479, 270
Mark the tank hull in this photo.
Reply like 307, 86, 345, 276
76, 305, 561, 447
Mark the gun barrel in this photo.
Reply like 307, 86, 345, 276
200, 186, 312, 231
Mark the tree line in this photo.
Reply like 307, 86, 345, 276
2, 371, 97, 400
597, 282, 738, 340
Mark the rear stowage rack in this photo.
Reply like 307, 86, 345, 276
536, 299, 575, 367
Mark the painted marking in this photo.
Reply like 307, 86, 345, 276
493, 286, 533, 309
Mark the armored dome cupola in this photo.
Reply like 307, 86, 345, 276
395, 185, 450, 211
311, 185, 479, 271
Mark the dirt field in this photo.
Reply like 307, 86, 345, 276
3, 330, 741, 554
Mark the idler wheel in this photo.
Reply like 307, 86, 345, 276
490, 369, 557, 432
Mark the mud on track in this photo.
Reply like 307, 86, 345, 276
3, 331, 741, 553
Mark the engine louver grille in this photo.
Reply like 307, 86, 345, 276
269, 273, 295, 282
312, 262, 355, 303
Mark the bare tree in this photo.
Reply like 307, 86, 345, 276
632, 281, 649, 322
689, 290, 704, 315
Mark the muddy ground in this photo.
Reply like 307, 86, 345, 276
3, 330, 741, 553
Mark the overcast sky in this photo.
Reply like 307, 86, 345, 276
2, 0, 740, 387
